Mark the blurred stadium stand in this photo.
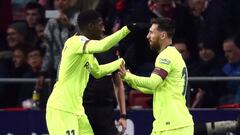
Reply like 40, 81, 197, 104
0, 76, 240, 135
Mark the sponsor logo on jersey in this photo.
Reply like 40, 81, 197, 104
160, 58, 170, 65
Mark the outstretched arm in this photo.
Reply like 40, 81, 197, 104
90, 56, 124, 79
119, 63, 168, 92
83, 26, 130, 54
82, 23, 148, 54
127, 82, 153, 94
124, 72, 162, 91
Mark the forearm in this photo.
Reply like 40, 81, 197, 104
123, 72, 162, 91
128, 83, 153, 94
114, 74, 127, 115
84, 26, 130, 53
91, 58, 123, 79
118, 89, 127, 115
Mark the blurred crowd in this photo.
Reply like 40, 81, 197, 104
0, 0, 240, 109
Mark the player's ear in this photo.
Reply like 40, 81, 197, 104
160, 32, 166, 40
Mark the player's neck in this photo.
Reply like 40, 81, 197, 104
159, 39, 172, 52
79, 31, 91, 39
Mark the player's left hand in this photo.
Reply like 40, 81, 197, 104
127, 23, 150, 33
117, 118, 127, 134
118, 62, 127, 78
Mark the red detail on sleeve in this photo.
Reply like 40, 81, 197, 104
153, 67, 168, 80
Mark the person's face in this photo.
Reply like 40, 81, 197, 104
35, 24, 45, 39
54, 0, 70, 11
27, 50, 43, 70
174, 43, 190, 60
25, 9, 40, 27
223, 40, 240, 64
6, 28, 24, 48
90, 18, 105, 40
154, 0, 174, 17
199, 48, 215, 62
147, 24, 163, 51
193, 0, 206, 12
13, 49, 26, 68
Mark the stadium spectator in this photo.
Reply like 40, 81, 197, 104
186, 0, 208, 43
189, 42, 226, 108
17, 47, 44, 107
221, 36, 240, 104
1, 47, 28, 107
11, 0, 32, 20
174, 39, 196, 72
24, 2, 45, 46
174, 40, 191, 61
199, 0, 240, 57
119, 18, 194, 135
6, 22, 29, 50
187, 0, 207, 17
95, 0, 117, 35
11, 47, 29, 78
34, 19, 47, 53
0, 21, 30, 74
25, 2, 44, 29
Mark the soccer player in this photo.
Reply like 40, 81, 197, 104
118, 18, 194, 135
46, 10, 134, 135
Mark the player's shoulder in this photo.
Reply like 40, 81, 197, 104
158, 46, 181, 63
66, 35, 89, 45
166, 46, 178, 53
159, 46, 176, 58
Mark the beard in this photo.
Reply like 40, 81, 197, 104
150, 42, 160, 52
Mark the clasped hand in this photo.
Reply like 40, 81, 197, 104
118, 62, 127, 79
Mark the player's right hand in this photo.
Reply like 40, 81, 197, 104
118, 62, 127, 79
117, 118, 127, 134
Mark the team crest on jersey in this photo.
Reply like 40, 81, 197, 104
80, 37, 89, 42
84, 62, 91, 72
160, 58, 170, 65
